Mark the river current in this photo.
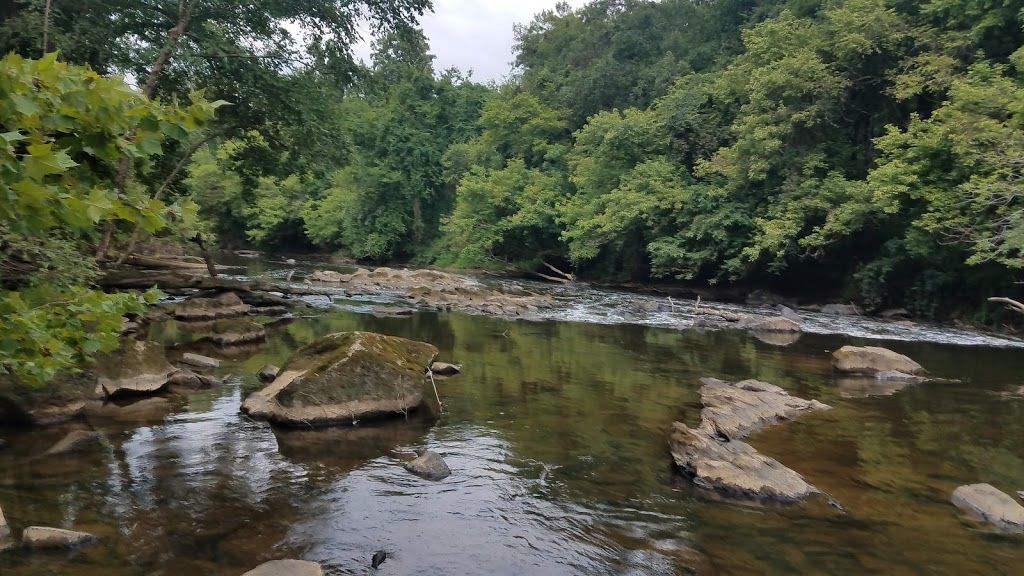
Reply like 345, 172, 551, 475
2, 256, 1023, 575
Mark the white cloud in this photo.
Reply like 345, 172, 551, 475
353, 0, 592, 83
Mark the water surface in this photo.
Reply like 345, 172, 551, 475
2, 262, 1024, 575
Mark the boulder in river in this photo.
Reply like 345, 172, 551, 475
307, 270, 351, 283
22, 526, 98, 549
832, 346, 925, 375
777, 305, 802, 322
242, 560, 324, 576
405, 449, 451, 480
669, 378, 830, 501
241, 332, 438, 427
192, 318, 267, 347
174, 291, 252, 321
96, 340, 177, 398
951, 483, 1024, 532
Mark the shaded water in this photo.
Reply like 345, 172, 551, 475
2, 259, 1024, 575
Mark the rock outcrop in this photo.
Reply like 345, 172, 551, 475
832, 346, 925, 375
405, 449, 451, 480
174, 291, 251, 321
242, 332, 438, 427
951, 483, 1024, 532
22, 526, 98, 549
242, 560, 324, 576
669, 378, 830, 501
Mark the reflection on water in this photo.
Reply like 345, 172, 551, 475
2, 296, 1024, 574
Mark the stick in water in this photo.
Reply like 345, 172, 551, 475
428, 369, 442, 413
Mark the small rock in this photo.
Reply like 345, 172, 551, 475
257, 365, 279, 383
832, 346, 925, 375
430, 362, 462, 376
777, 305, 802, 322
181, 353, 221, 369
285, 258, 297, 265
1018, 490, 1024, 501
22, 526, 98, 549
951, 483, 1024, 532
44, 430, 106, 456
242, 559, 324, 576
821, 303, 862, 316
0, 504, 9, 539
405, 449, 451, 481
372, 550, 387, 569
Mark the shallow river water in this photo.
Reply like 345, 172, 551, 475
2, 257, 1024, 575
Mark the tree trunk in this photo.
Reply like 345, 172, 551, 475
41, 0, 52, 56
190, 233, 217, 278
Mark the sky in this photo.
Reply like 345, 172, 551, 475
352, 0, 592, 83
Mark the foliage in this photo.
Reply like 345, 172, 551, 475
0, 53, 216, 384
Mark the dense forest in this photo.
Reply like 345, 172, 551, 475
4, 0, 1024, 382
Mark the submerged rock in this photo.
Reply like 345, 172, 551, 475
202, 318, 267, 347
257, 364, 280, 383
241, 332, 438, 427
405, 449, 451, 480
372, 305, 414, 317
751, 330, 802, 347
174, 291, 251, 321
430, 362, 462, 376
242, 560, 324, 576
669, 378, 830, 501
832, 346, 925, 376
22, 526, 98, 549
875, 370, 925, 383
951, 483, 1024, 532
44, 430, 107, 456
0, 504, 9, 539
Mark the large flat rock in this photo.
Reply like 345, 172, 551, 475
95, 340, 176, 398
174, 291, 251, 321
242, 332, 437, 427
952, 483, 1024, 532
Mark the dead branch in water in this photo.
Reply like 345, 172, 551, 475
542, 260, 575, 282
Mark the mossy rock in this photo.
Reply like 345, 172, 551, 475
241, 332, 438, 427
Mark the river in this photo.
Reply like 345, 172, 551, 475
2, 255, 1024, 575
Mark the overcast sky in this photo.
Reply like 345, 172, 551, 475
352, 0, 592, 83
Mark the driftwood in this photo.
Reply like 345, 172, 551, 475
988, 297, 1024, 315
